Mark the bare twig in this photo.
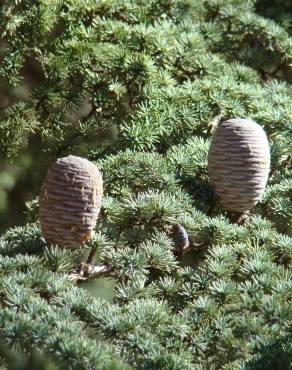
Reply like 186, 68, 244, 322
68, 263, 110, 282
86, 245, 98, 265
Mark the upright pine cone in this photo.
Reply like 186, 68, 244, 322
39, 155, 103, 248
208, 118, 270, 213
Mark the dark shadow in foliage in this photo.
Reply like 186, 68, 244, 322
0, 345, 59, 370
244, 331, 292, 370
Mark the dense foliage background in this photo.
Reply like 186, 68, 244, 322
0, 0, 291, 369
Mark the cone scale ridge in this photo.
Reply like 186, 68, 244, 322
208, 118, 270, 213
39, 155, 103, 247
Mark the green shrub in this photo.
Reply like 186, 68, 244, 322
0, 1, 291, 369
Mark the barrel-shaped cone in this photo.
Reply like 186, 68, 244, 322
208, 118, 270, 213
39, 155, 103, 247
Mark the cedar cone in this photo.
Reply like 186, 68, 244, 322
208, 118, 270, 213
39, 155, 103, 248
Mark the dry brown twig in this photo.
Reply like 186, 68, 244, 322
68, 263, 110, 282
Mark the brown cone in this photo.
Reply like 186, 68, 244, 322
208, 118, 270, 213
39, 155, 103, 247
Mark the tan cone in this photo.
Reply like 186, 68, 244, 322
39, 155, 103, 247
208, 118, 270, 213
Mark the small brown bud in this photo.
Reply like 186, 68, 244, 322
172, 224, 189, 251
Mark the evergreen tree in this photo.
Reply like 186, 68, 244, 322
0, 1, 291, 369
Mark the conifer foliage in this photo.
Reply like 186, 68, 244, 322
0, 1, 291, 369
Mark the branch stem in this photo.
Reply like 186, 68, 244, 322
69, 263, 109, 282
